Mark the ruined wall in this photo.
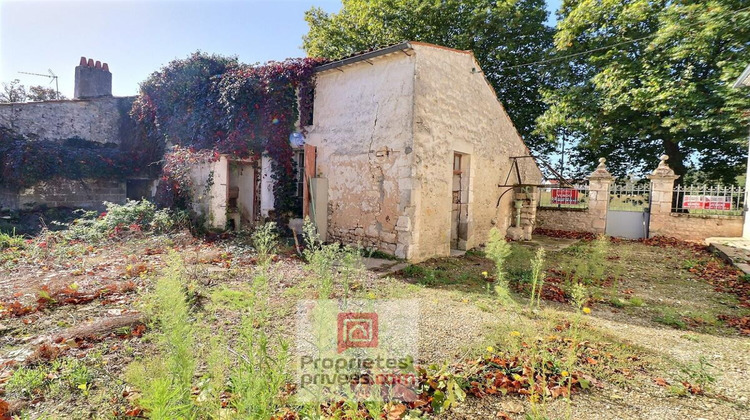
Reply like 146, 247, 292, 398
410, 43, 542, 261
0, 178, 125, 211
188, 156, 229, 229
0, 96, 137, 210
0, 96, 134, 145
306, 51, 417, 258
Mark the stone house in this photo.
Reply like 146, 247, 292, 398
304, 42, 541, 261
201, 42, 542, 261
1, 44, 542, 261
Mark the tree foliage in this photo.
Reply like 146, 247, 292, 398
537, 0, 750, 183
0, 79, 64, 103
303, 0, 555, 154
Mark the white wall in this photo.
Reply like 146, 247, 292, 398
188, 156, 228, 229
260, 155, 275, 218
410, 43, 542, 260
305, 50, 417, 258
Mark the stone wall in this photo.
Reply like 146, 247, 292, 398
647, 157, 744, 240
0, 96, 137, 210
410, 43, 543, 260
535, 156, 745, 242
649, 213, 743, 241
536, 208, 600, 233
0, 178, 125, 211
306, 50, 416, 258
0, 96, 134, 144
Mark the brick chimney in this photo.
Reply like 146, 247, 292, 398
74, 56, 112, 99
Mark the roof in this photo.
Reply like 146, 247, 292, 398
314, 41, 472, 73
734, 64, 750, 88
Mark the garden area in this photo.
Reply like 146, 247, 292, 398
0, 202, 749, 419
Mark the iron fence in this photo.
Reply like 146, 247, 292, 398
672, 184, 745, 216
538, 184, 589, 209
609, 183, 650, 212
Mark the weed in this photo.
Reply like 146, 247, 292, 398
486, 227, 513, 305
211, 287, 254, 310
0, 228, 25, 249
570, 282, 588, 311
610, 297, 626, 308
653, 307, 687, 329
529, 247, 546, 309
252, 221, 279, 267
678, 356, 716, 392
62, 200, 178, 242
230, 306, 290, 417
126, 251, 197, 419
668, 384, 688, 396
401, 264, 426, 278
465, 248, 486, 258
361, 248, 399, 260
628, 297, 644, 307
682, 259, 700, 270
6, 366, 48, 398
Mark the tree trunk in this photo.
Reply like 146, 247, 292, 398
662, 138, 686, 183
662, 138, 686, 213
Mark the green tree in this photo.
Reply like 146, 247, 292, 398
27, 85, 64, 101
303, 0, 555, 155
537, 0, 750, 183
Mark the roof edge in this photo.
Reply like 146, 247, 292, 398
314, 42, 412, 73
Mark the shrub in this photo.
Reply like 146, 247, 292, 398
63, 200, 178, 242
0, 228, 25, 249
251, 221, 279, 267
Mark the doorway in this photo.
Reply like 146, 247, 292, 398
450, 152, 470, 249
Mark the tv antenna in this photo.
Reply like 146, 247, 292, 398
18, 69, 59, 100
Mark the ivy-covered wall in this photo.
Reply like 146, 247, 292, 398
0, 96, 136, 210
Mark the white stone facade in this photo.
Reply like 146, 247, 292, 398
305, 42, 542, 261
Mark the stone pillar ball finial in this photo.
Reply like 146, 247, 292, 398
660, 154, 669, 161
599, 157, 606, 164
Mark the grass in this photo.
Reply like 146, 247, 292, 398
5, 216, 749, 419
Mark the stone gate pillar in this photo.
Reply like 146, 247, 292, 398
587, 158, 614, 234
647, 155, 680, 237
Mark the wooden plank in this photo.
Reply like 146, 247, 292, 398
303, 144, 317, 218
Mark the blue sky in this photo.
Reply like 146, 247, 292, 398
1, 0, 562, 98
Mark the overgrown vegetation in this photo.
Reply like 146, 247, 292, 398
133, 52, 325, 216
0, 128, 130, 189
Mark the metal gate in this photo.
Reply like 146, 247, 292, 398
606, 183, 650, 239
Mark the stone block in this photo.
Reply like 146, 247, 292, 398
506, 226, 524, 241
380, 231, 397, 243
